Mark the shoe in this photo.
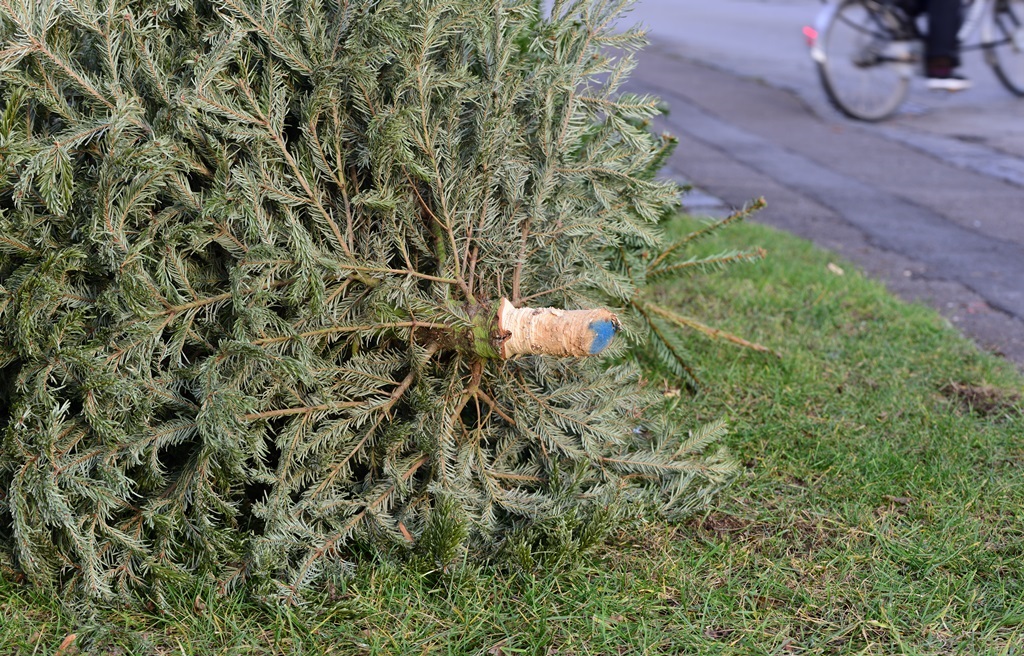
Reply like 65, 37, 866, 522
926, 70, 971, 91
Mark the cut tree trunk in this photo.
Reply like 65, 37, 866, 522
498, 298, 619, 358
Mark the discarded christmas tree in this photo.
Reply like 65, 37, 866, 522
0, 0, 743, 601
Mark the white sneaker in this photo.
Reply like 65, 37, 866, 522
926, 74, 972, 91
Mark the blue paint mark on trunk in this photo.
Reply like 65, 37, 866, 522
588, 320, 617, 355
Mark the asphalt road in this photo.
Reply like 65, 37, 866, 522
618, 0, 1024, 367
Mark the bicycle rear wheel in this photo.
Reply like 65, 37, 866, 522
986, 0, 1024, 96
814, 0, 914, 121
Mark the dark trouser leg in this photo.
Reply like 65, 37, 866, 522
926, 0, 963, 68
898, 0, 925, 16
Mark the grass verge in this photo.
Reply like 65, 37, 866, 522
3, 216, 1023, 655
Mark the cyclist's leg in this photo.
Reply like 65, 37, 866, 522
898, 0, 926, 18
925, 0, 963, 68
924, 0, 971, 88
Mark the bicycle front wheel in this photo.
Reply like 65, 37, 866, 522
814, 0, 913, 121
986, 0, 1024, 96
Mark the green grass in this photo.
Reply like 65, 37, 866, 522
3, 216, 1023, 655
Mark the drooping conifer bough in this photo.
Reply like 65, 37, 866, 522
0, 0, 739, 601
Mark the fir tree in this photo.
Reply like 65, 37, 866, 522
0, 0, 743, 601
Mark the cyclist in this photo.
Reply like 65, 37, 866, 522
901, 0, 972, 90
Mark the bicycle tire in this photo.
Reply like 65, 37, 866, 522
985, 0, 1024, 96
814, 0, 913, 121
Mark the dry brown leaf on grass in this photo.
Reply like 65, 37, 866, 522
55, 634, 77, 656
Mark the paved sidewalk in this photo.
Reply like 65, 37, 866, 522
622, 0, 1024, 159
624, 46, 1024, 368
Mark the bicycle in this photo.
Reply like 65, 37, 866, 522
808, 0, 1024, 121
